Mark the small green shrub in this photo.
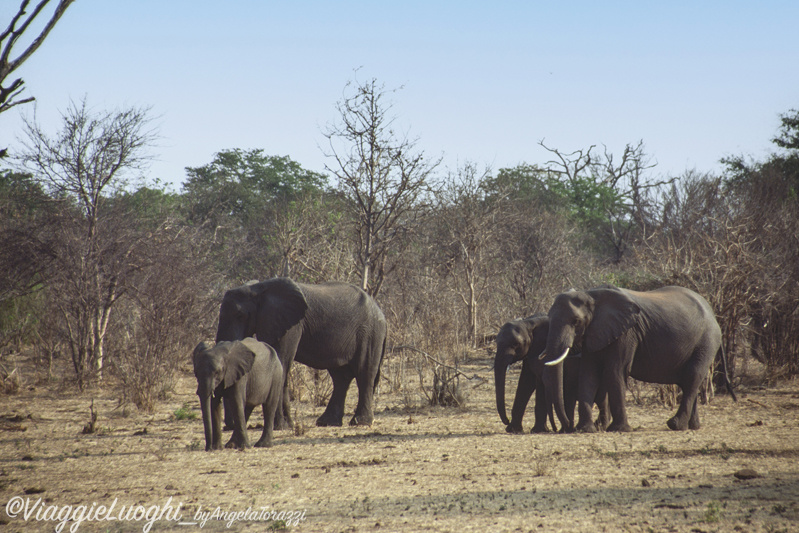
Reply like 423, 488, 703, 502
703, 501, 722, 523
173, 402, 198, 421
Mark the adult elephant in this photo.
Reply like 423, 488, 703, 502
495, 314, 608, 434
216, 278, 387, 428
540, 285, 737, 432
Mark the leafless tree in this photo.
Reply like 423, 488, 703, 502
255, 192, 357, 283
540, 140, 668, 262
323, 76, 440, 296
434, 162, 500, 346
18, 98, 156, 235
15, 99, 157, 388
1, 0, 74, 156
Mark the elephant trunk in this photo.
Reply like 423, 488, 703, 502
494, 357, 511, 426
542, 326, 576, 431
200, 394, 214, 451
543, 361, 570, 432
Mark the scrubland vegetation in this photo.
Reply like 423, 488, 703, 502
1, 81, 797, 409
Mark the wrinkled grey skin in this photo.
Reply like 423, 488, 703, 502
541, 285, 737, 433
495, 314, 608, 434
193, 338, 283, 451
216, 278, 387, 429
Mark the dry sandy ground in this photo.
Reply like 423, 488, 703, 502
1, 357, 798, 533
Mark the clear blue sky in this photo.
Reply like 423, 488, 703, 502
2, 1, 797, 189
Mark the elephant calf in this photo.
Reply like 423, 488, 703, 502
192, 338, 283, 451
495, 314, 608, 434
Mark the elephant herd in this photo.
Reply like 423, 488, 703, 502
192, 278, 737, 451
193, 278, 387, 451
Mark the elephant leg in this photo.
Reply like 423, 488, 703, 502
253, 404, 274, 448
350, 367, 379, 427
594, 386, 610, 431
225, 392, 251, 449
244, 404, 254, 423
274, 358, 294, 431
317, 366, 354, 427
575, 356, 600, 433
532, 379, 551, 433
254, 403, 275, 448
349, 334, 385, 427
668, 366, 704, 431
274, 335, 301, 431
506, 361, 535, 434
604, 361, 632, 433
563, 359, 579, 432
256, 373, 283, 448
223, 396, 234, 431
688, 396, 701, 430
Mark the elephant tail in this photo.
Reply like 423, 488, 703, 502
718, 344, 738, 402
373, 334, 387, 395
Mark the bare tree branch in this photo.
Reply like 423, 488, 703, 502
0, 0, 75, 115
323, 76, 440, 296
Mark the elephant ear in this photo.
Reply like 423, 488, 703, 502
254, 278, 309, 344
223, 341, 256, 388
583, 286, 640, 353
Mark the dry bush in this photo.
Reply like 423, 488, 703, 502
109, 227, 219, 412
288, 365, 333, 408
430, 366, 467, 408
633, 169, 799, 384
493, 202, 594, 316
385, 344, 484, 410
0, 359, 22, 394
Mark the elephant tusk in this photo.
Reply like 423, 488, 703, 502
545, 347, 570, 366
536, 349, 547, 360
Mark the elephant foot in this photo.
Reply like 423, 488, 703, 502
273, 419, 293, 431
607, 421, 633, 432
253, 438, 273, 448
667, 416, 689, 431
505, 423, 524, 434
224, 438, 250, 449
576, 421, 598, 433
349, 414, 373, 426
316, 414, 344, 427
530, 425, 549, 434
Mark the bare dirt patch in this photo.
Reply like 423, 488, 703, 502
1, 357, 798, 532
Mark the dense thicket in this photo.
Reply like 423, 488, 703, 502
1, 96, 797, 407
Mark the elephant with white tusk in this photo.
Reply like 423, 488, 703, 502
495, 314, 608, 434
540, 285, 737, 432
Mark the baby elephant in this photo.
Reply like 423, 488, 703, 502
495, 314, 608, 433
192, 338, 283, 451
